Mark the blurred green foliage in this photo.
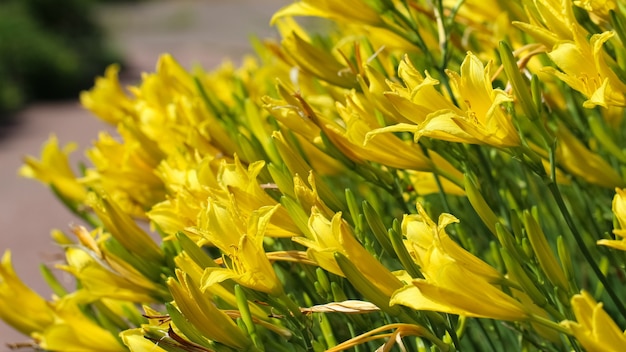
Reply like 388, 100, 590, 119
0, 0, 121, 121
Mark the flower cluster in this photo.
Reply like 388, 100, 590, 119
5, 0, 626, 351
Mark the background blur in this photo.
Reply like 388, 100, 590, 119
0, 0, 288, 347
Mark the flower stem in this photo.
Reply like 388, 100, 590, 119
529, 314, 570, 335
547, 180, 626, 319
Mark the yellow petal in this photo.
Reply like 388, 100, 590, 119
271, 0, 382, 26
0, 251, 55, 336
121, 328, 167, 352
80, 64, 134, 126
167, 273, 251, 350
392, 274, 528, 321
561, 291, 626, 351
37, 299, 126, 352
19, 135, 86, 202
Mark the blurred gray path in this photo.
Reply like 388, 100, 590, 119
0, 0, 287, 346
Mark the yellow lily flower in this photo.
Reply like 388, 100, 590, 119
156, 151, 300, 242
370, 53, 520, 148
175, 251, 268, 319
402, 203, 503, 282
294, 208, 403, 298
201, 231, 282, 297
120, 306, 176, 352
391, 276, 529, 321
71, 226, 166, 299
392, 204, 529, 321
86, 127, 166, 216
0, 250, 135, 350
121, 328, 167, 352
217, 156, 301, 237
139, 93, 226, 159
262, 94, 322, 144
58, 246, 158, 303
80, 64, 134, 126
149, 197, 199, 241
0, 251, 55, 336
130, 54, 196, 107
391, 245, 530, 321
265, 82, 372, 174
331, 91, 434, 171
168, 270, 252, 350
19, 134, 86, 203
515, 0, 625, 108
386, 56, 460, 120
359, 65, 410, 124
197, 203, 284, 296
149, 154, 221, 240
560, 291, 626, 351
87, 192, 164, 263
34, 298, 127, 352
545, 31, 626, 108
131, 58, 236, 159
444, 52, 520, 146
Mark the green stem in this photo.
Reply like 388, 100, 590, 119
421, 329, 452, 352
276, 292, 303, 319
444, 315, 461, 351
476, 319, 499, 352
50, 184, 100, 228
435, 0, 465, 71
528, 314, 570, 335
388, 3, 435, 66
393, 171, 412, 215
546, 181, 626, 319
433, 166, 452, 214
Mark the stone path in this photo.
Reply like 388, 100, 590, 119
0, 0, 287, 346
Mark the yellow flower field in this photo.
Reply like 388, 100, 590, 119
5, 0, 626, 351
